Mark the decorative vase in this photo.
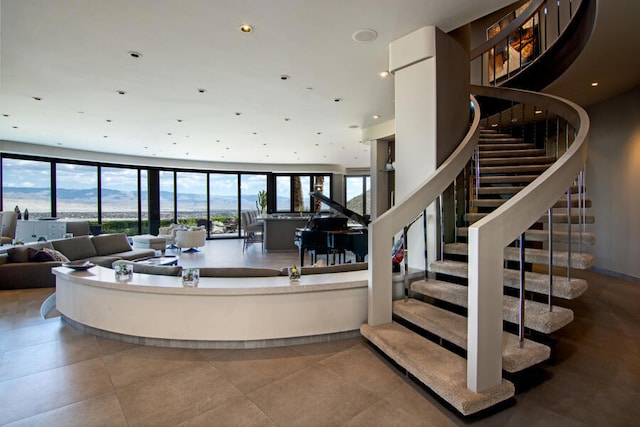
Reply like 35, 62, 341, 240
182, 268, 200, 287
288, 265, 301, 282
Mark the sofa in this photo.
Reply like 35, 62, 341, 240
0, 233, 156, 290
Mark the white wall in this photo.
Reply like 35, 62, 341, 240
587, 85, 640, 280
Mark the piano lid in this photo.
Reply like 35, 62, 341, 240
310, 191, 371, 227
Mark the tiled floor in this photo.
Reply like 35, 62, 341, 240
1, 240, 639, 426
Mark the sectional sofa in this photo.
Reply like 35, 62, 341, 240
0, 233, 155, 290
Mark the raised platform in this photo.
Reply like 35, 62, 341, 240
53, 265, 368, 348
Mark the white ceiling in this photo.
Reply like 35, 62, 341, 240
1, 0, 638, 170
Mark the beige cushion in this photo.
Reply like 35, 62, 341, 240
52, 236, 97, 261
112, 260, 182, 276
199, 267, 282, 277
91, 233, 132, 255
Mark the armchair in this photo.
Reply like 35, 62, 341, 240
0, 211, 18, 245
158, 223, 185, 248
175, 227, 206, 252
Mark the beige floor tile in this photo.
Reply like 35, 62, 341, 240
344, 397, 450, 427
318, 344, 404, 397
209, 346, 325, 393
116, 363, 242, 426
382, 382, 459, 426
3, 392, 127, 427
0, 299, 18, 317
291, 336, 364, 357
177, 395, 277, 427
3, 317, 85, 351
103, 345, 207, 389
0, 334, 100, 381
94, 336, 140, 356
0, 357, 114, 425
248, 365, 380, 427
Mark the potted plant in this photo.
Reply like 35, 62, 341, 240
256, 190, 267, 214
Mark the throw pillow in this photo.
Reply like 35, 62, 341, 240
29, 250, 57, 262
42, 247, 71, 263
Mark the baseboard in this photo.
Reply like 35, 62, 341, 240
590, 266, 640, 283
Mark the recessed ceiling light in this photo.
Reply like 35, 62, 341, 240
333, 98, 342, 102
197, 88, 207, 93
32, 97, 42, 101
117, 90, 126, 95
177, 119, 183, 123
535, 110, 543, 114
279, 75, 290, 80
128, 51, 142, 58
235, 112, 242, 116
491, 123, 498, 127
106, 119, 112, 122
352, 29, 378, 43
2, 114, 9, 117
239, 24, 253, 33
349, 125, 359, 129
306, 87, 313, 91
173, 142, 177, 145
12, 126, 18, 129
372, 115, 380, 120
167, 132, 172, 135
284, 117, 290, 121
317, 132, 322, 135
591, 82, 599, 87
379, 71, 390, 78
78, 111, 85, 114
103, 135, 108, 138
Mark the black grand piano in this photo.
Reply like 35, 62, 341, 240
294, 192, 370, 266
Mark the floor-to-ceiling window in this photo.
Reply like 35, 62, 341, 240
101, 166, 140, 234
159, 170, 175, 226
345, 175, 370, 217
175, 171, 207, 227
56, 163, 98, 222
274, 174, 331, 213
1, 157, 52, 219
210, 173, 239, 237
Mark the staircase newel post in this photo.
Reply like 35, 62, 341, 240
467, 226, 503, 392
368, 220, 393, 327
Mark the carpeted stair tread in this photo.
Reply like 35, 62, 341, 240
393, 299, 550, 372
443, 242, 594, 270
478, 137, 525, 143
479, 156, 556, 166
477, 175, 539, 184
410, 280, 574, 334
429, 260, 588, 299
477, 186, 526, 195
473, 164, 552, 174
479, 143, 537, 151
360, 322, 515, 415
457, 227, 596, 245
479, 149, 546, 158
470, 198, 592, 208
464, 212, 595, 225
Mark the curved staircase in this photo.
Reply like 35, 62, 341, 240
360, 0, 596, 416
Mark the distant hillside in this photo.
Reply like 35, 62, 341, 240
3, 186, 260, 213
